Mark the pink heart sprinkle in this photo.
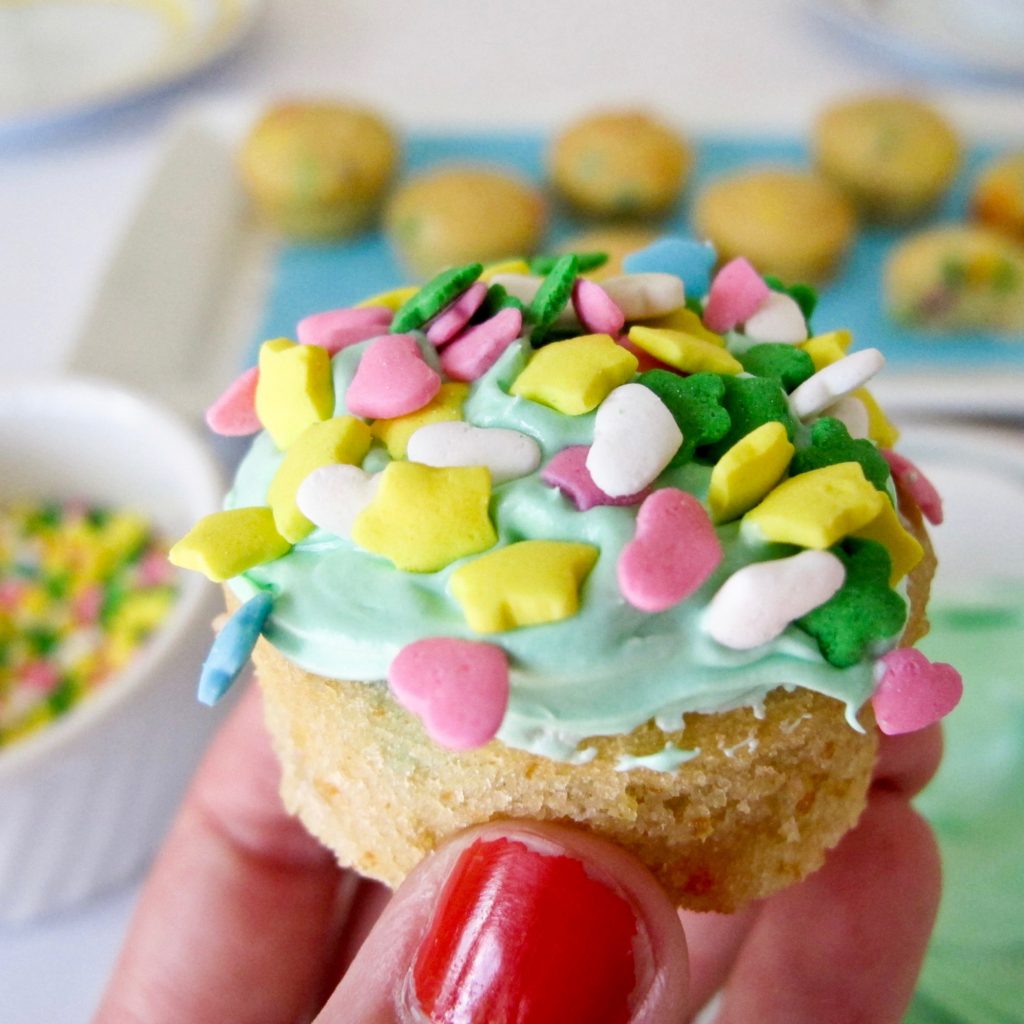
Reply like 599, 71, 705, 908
541, 445, 650, 511
618, 488, 723, 612
21, 661, 61, 693
296, 306, 393, 354
205, 366, 261, 436
346, 333, 442, 419
881, 450, 944, 525
440, 307, 524, 382
873, 648, 962, 736
425, 281, 489, 346
702, 257, 770, 334
572, 278, 625, 336
388, 637, 509, 750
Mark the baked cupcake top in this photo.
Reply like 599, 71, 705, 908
172, 237, 960, 763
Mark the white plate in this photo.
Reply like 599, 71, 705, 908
809, 0, 1024, 79
0, 0, 263, 128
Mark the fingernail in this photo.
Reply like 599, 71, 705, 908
408, 834, 646, 1024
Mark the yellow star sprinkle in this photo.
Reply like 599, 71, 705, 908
628, 325, 742, 375
853, 500, 923, 584
450, 540, 599, 633
799, 329, 852, 371
481, 259, 531, 279
509, 334, 638, 415
169, 508, 291, 582
268, 416, 372, 542
255, 339, 334, 450
708, 421, 795, 523
854, 388, 900, 448
355, 285, 419, 311
351, 462, 496, 572
634, 307, 725, 347
742, 462, 885, 550
371, 382, 469, 458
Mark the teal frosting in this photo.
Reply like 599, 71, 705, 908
227, 334, 878, 762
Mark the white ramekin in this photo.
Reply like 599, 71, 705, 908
0, 376, 227, 922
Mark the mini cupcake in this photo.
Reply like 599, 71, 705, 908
692, 168, 856, 283
174, 239, 960, 911
813, 95, 960, 222
239, 101, 399, 241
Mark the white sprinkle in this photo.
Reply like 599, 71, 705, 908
599, 273, 686, 320
296, 464, 380, 539
406, 421, 541, 484
742, 290, 808, 343
788, 348, 885, 421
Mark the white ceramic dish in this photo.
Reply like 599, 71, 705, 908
0, 375, 226, 922
0, 0, 264, 129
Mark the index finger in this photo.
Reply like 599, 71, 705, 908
95, 684, 350, 1024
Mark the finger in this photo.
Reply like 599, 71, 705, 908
678, 904, 760, 1020
96, 683, 348, 1024
715, 793, 941, 1024
316, 821, 690, 1024
872, 723, 944, 799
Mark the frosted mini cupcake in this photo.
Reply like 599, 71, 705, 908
173, 238, 960, 911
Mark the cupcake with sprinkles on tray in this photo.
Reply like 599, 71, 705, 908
173, 235, 962, 911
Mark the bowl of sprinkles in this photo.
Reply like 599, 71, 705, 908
0, 376, 223, 921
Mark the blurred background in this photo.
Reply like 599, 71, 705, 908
1, 1, 1022, 1020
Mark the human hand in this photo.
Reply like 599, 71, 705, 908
95, 683, 941, 1023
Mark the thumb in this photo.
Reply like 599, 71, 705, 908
317, 822, 689, 1023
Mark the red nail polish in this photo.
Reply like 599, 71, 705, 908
411, 836, 641, 1024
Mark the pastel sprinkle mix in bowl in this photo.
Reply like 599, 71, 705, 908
0, 500, 177, 748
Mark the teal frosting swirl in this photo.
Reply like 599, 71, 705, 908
226, 335, 877, 762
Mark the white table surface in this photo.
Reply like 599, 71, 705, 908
1, 2, 1023, 1020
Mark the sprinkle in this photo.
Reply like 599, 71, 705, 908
600, 273, 686, 320
628, 325, 743, 376
295, 464, 381, 540
571, 278, 625, 336
799, 329, 853, 370
530, 251, 608, 275
703, 374, 796, 462
345, 334, 442, 420
197, 592, 274, 706
425, 281, 489, 346
742, 290, 808, 343
797, 539, 907, 668
789, 348, 886, 422
856, 388, 900, 448
510, 333, 638, 415
205, 366, 261, 437
763, 276, 819, 321
296, 306, 392, 354
351, 462, 495, 573
254, 339, 334, 450
708, 421, 795, 523
388, 637, 509, 749
481, 258, 532, 279
882, 450, 943, 525
356, 285, 419, 311
706, 550, 846, 650
618, 489, 722, 612
872, 648, 963, 735
623, 237, 717, 296
450, 540, 598, 632
440, 307, 523, 382
390, 263, 484, 333
407, 422, 541, 484
267, 416, 372, 543
528, 253, 579, 335
790, 417, 892, 494
743, 462, 885, 550
824, 395, 870, 439
169, 508, 291, 582
702, 258, 770, 334
371, 382, 469, 459
586, 383, 683, 497
635, 370, 731, 466
541, 445, 650, 511
853, 499, 924, 585
737, 343, 815, 392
